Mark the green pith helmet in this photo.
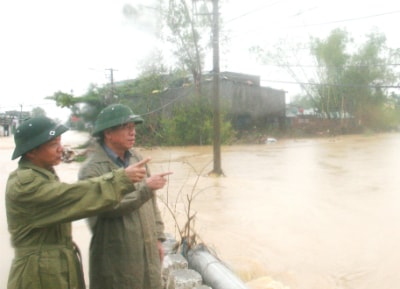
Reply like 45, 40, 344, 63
12, 116, 69, 160
92, 104, 144, 136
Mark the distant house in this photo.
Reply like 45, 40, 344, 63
159, 71, 286, 130
285, 104, 357, 134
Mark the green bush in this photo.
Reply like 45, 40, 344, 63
159, 97, 234, 146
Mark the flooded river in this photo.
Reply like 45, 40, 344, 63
1, 132, 400, 289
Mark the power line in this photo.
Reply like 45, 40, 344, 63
0, 102, 59, 111
224, 0, 287, 23
258, 63, 400, 68
261, 78, 400, 89
139, 92, 186, 117
284, 10, 400, 29
222, 8, 400, 38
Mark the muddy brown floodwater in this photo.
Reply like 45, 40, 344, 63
1, 131, 400, 289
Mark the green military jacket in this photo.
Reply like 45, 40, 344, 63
5, 159, 135, 289
78, 144, 166, 289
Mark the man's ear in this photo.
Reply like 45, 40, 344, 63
25, 149, 37, 160
103, 128, 113, 140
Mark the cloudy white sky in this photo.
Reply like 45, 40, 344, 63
1, 0, 399, 121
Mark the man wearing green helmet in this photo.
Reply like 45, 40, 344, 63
5, 116, 151, 289
78, 104, 172, 289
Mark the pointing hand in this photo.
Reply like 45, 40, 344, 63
146, 172, 173, 190
124, 157, 151, 183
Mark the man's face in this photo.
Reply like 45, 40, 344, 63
105, 122, 136, 152
26, 136, 64, 169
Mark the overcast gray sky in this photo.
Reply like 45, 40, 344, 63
1, 0, 399, 121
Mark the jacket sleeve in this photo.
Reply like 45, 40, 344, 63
139, 154, 166, 240
95, 182, 155, 217
78, 160, 155, 217
8, 168, 135, 228
152, 193, 166, 241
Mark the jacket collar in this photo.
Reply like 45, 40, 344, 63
18, 158, 58, 180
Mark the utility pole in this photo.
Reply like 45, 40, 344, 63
105, 68, 117, 104
19, 104, 23, 122
209, 0, 223, 176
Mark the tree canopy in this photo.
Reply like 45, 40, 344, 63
252, 28, 400, 131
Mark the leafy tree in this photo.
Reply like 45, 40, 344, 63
46, 91, 76, 108
31, 107, 46, 117
311, 29, 350, 119
252, 28, 400, 132
47, 84, 118, 128
164, 0, 204, 92
341, 31, 398, 129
